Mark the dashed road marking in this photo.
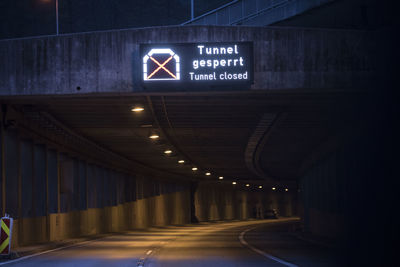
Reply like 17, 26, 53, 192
137, 257, 145, 267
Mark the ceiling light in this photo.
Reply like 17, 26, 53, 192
149, 134, 159, 139
178, 160, 185, 164
259, 185, 263, 189
192, 167, 198, 171
218, 176, 224, 180
164, 150, 172, 154
272, 187, 276, 190
205, 172, 211, 176
285, 188, 289, 192
131, 107, 144, 112
232, 181, 237, 185
246, 184, 250, 187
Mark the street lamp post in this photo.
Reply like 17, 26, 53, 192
41, 0, 59, 35
55, 0, 59, 35
191, 0, 194, 20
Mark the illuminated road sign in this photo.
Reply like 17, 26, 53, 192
140, 42, 253, 90
143, 48, 180, 81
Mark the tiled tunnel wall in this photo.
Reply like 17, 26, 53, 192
0, 127, 294, 248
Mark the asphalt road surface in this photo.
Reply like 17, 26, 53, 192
1, 218, 342, 267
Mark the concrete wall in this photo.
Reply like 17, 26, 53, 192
11, 190, 190, 247
299, 135, 374, 239
0, 124, 295, 249
0, 26, 376, 95
195, 182, 295, 221
300, 150, 345, 238
0, 126, 192, 248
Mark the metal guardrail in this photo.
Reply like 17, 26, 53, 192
182, 0, 291, 26
181, 0, 333, 26
182, 0, 240, 25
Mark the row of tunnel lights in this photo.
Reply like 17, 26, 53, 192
133, 107, 289, 192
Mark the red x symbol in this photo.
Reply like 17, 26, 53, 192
147, 56, 177, 79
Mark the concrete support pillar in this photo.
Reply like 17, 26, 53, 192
209, 188, 219, 221
110, 171, 117, 206
78, 160, 87, 211
47, 149, 59, 242
78, 160, 88, 236
33, 144, 47, 242
87, 164, 96, 209
4, 130, 19, 218
72, 159, 79, 211
47, 150, 58, 214
224, 189, 234, 220
3, 130, 20, 248
102, 169, 109, 207
20, 140, 33, 218
236, 191, 248, 220
96, 166, 104, 209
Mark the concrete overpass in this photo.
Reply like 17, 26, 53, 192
0, 25, 391, 266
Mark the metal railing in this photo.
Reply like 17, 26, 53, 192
181, 0, 333, 26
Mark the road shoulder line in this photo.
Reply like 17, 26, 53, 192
239, 227, 298, 267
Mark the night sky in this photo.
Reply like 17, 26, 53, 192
0, 0, 230, 39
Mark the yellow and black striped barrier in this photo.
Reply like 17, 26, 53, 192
0, 214, 13, 255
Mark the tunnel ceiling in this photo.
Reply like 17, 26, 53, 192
5, 90, 357, 185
